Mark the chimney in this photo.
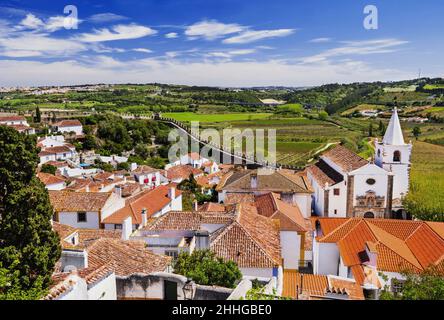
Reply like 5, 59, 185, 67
168, 186, 176, 200
115, 185, 122, 198
193, 200, 198, 211
85, 185, 90, 192
194, 230, 210, 249
61, 249, 88, 272
250, 173, 258, 189
141, 208, 147, 227
364, 241, 378, 268
122, 216, 132, 241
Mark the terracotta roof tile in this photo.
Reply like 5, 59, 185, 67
211, 203, 281, 268
86, 238, 171, 277
166, 165, 203, 181
37, 172, 66, 186
322, 145, 368, 172
102, 184, 181, 224
255, 193, 308, 232
55, 120, 82, 127
49, 191, 112, 212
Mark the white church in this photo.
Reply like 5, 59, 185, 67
306, 108, 412, 219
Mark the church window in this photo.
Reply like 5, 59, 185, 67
366, 178, 376, 185
393, 151, 401, 162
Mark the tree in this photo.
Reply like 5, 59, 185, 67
173, 250, 242, 288
368, 123, 374, 137
40, 164, 57, 175
35, 107, 41, 123
178, 174, 199, 193
378, 120, 386, 135
318, 111, 328, 121
412, 126, 421, 140
0, 126, 61, 299
116, 162, 130, 171
380, 267, 444, 300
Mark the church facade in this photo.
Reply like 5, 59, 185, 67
306, 108, 412, 219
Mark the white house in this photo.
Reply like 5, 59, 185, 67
137, 203, 283, 291
49, 190, 125, 229
0, 115, 28, 126
37, 135, 66, 148
306, 109, 411, 220
37, 172, 66, 191
53, 119, 83, 136
0, 115, 35, 135
132, 165, 162, 188
202, 161, 219, 174
217, 169, 313, 218
102, 184, 182, 230
39, 145, 78, 165
254, 193, 311, 270
311, 217, 444, 297
180, 152, 209, 168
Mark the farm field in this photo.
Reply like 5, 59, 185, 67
194, 116, 359, 166
341, 104, 386, 116
162, 112, 272, 122
406, 141, 444, 220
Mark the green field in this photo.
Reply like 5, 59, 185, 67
424, 84, 444, 90
405, 141, 444, 221
163, 112, 272, 122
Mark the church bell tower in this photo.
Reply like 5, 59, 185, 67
375, 108, 412, 201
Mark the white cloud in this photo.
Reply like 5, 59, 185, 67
309, 37, 332, 43
0, 55, 414, 87
19, 14, 44, 29
165, 32, 178, 39
76, 24, 157, 42
299, 38, 409, 64
223, 29, 295, 44
0, 33, 86, 58
185, 20, 245, 40
132, 48, 152, 53
88, 13, 128, 23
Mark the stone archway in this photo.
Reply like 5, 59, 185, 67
364, 212, 375, 219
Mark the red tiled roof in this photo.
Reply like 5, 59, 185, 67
37, 172, 66, 186
322, 145, 368, 172
199, 202, 226, 212
0, 115, 26, 122
166, 165, 203, 181
86, 238, 171, 277
102, 184, 181, 224
211, 203, 281, 268
55, 120, 82, 127
49, 191, 112, 212
315, 217, 444, 275
255, 192, 308, 232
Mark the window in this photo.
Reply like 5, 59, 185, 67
377, 149, 381, 157
334, 209, 338, 215
393, 151, 401, 162
165, 250, 178, 260
391, 279, 405, 294
77, 212, 87, 222
366, 178, 376, 185
333, 188, 340, 196
114, 224, 122, 230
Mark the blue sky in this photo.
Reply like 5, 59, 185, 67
0, 0, 443, 86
